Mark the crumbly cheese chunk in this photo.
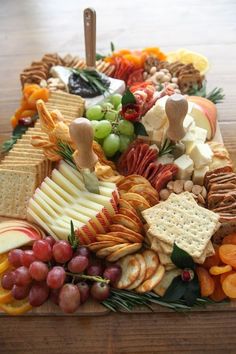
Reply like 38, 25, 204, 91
192, 165, 210, 185
190, 143, 213, 169
174, 154, 194, 180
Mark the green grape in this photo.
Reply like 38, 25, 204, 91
110, 94, 122, 109
94, 120, 112, 139
104, 110, 118, 122
90, 120, 99, 132
101, 102, 114, 110
103, 134, 120, 157
86, 105, 104, 121
119, 135, 131, 152
116, 103, 122, 112
117, 119, 134, 136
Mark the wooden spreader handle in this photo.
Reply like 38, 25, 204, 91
84, 8, 96, 68
69, 118, 98, 170
165, 93, 188, 142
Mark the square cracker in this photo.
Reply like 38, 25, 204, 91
0, 169, 37, 219
145, 192, 220, 259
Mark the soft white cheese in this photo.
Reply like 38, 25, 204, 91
194, 126, 208, 143
157, 154, 174, 165
181, 130, 196, 154
190, 143, 213, 169
174, 154, 194, 180
183, 114, 195, 131
192, 166, 210, 185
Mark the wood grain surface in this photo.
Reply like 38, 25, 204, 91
1, 0, 236, 353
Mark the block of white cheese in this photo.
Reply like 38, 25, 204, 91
174, 154, 194, 180
194, 126, 208, 143
142, 97, 168, 130
181, 130, 196, 154
192, 166, 210, 185
157, 153, 175, 165
190, 143, 213, 169
183, 114, 195, 131
50, 65, 125, 108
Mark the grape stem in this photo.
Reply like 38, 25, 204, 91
66, 272, 110, 284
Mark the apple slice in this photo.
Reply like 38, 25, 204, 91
0, 220, 44, 254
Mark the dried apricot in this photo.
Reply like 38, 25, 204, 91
11, 115, 18, 128
196, 267, 215, 297
222, 233, 236, 245
23, 84, 41, 99
219, 244, 236, 268
202, 245, 221, 269
210, 276, 227, 302
220, 271, 236, 284
20, 110, 36, 118
222, 273, 236, 298
209, 264, 232, 276
28, 88, 49, 107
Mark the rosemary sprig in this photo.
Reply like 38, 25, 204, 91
188, 81, 225, 104
159, 139, 175, 157
56, 141, 76, 169
102, 289, 225, 312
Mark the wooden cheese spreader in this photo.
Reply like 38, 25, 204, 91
165, 93, 189, 142
69, 118, 100, 194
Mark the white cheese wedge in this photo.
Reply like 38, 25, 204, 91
181, 130, 196, 154
174, 154, 194, 180
194, 126, 208, 143
0, 230, 33, 254
190, 143, 213, 169
192, 166, 210, 185
183, 114, 195, 131
142, 101, 167, 130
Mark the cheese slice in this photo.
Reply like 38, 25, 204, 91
174, 154, 194, 180
190, 143, 213, 169
0, 230, 32, 253
192, 166, 210, 185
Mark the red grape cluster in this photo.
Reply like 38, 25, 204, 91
2, 237, 122, 313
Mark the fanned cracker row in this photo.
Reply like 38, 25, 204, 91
142, 192, 220, 260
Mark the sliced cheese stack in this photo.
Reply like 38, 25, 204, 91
27, 161, 119, 244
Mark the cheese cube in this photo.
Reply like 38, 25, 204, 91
181, 130, 196, 154
183, 114, 195, 131
194, 126, 207, 143
192, 166, 209, 185
174, 154, 194, 180
190, 143, 213, 169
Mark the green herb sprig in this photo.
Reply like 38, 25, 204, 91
72, 68, 110, 96
56, 141, 76, 169
102, 288, 219, 312
159, 139, 175, 157
188, 81, 225, 104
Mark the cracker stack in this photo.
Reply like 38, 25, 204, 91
0, 121, 51, 219
45, 91, 85, 124
142, 192, 220, 266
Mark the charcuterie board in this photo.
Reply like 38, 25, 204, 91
1, 8, 236, 317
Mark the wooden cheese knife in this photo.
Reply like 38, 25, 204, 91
165, 93, 188, 142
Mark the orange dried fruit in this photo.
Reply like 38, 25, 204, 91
209, 264, 232, 276
28, 88, 49, 106
209, 276, 227, 302
0, 298, 32, 315
220, 271, 235, 284
14, 107, 24, 119
11, 115, 18, 128
23, 84, 41, 99
222, 233, 236, 245
219, 244, 236, 268
202, 245, 221, 269
196, 266, 215, 297
222, 273, 236, 298
20, 110, 36, 118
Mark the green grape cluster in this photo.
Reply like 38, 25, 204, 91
85, 94, 135, 157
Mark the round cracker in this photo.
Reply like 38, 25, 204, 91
88, 241, 117, 252
119, 199, 138, 214
107, 243, 142, 262
110, 224, 143, 240
142, 249, 159, 281
153, 269, 182, 296
127, 254, 146, 290
135, 264, 165, 293
116, 255, 141, 289
96, 243, 129, 258
117, 175, 151, 187
111, 214, 142, 233
119, 208, 143, 228
96, 235, 129, 244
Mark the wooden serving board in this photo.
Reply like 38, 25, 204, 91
0, 122, 231, 316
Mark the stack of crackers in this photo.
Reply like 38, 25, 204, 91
142, 192, 220, 268
0, 121, 52, 219
45, 91, 85, 124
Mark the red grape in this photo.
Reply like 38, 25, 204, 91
33, 240, 52, 262
14, 266, 32, 286
86, 264, 103, 277
74, 246, 90, 258
11, 284, 30, 300
50, 288, 61, 305
29, 261, 49, 281
47, 266, 66, 289
29, 282, 49, 307
8, 249, 23, 267
45, 236, 56, 247
76, 282, 90, 304
20, 250, 36, 268
18, 117, 33, 127
90, 282, 110, 301
52, 241, 73, 263
103, 265, 122, 284
68, 256, 88, 273
1, 271, 15, 290
59, 284, 80, 313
